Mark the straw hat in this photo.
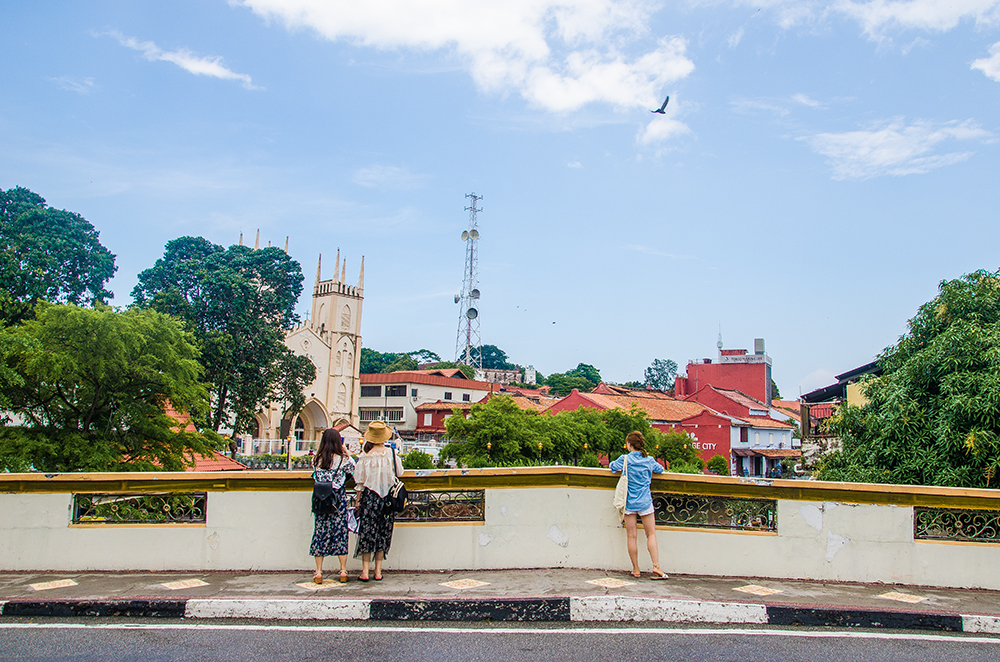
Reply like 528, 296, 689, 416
364, 420, 393, 444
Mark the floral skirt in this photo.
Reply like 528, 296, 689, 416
309, 487, 349, 557
354, 487, 396, 558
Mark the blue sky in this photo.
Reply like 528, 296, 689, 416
3, 1, 1000, 396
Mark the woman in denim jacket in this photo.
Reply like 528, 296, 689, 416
609, 431, 668, 579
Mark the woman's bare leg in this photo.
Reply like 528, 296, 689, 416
640, 511, 662, 573
374, 551, 384, 579
338, 554, 347, 577
624, 514, 640, 575
360, 552, 371, 579
313, 556, 323, 576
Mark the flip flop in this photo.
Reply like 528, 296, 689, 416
650, 568, 669, 580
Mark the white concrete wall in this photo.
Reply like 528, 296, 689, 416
3, 486, 1000, 590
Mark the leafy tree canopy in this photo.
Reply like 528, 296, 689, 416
644, 358, 678, 391
131, 237, 303, 433
360, 348, 442, 374
819, 269, 1000, 488
272, 348, 317, 422
0, 304, 216, 472
0, 187, 117, 327
472, 344, 514, 370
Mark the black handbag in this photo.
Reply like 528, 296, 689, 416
383, 447, 408, 513
312, 457, 344, 515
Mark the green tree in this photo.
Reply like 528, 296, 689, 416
771, 378, 782, 399
644, 358, 678, 391
383, 354, 418, 372
568, 363, 601, 384
0, 187, 117, 327
132, 237, 303, 434
650, 428, 700, 469
445, 395, 539, 463
544, 373, 595, 396
0, 304, 214, 471
473, 344, 514, 370
819, 269, 1000, 488
402, 449, 434, 470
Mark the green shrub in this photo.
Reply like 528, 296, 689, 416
579, 453, 601, 468
706, 454, 729, 476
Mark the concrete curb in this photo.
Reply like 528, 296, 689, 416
1, 597, 994, 633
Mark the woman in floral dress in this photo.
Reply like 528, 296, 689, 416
311, 428, 355, 583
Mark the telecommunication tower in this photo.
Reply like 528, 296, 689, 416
454, 193, 482, 370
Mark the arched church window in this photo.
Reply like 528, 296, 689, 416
336, 351, 342, 371
318, 303, 326, 325
346, 353, 353, 372
341, 305, 351, 330
337, 383, 347, 409
294, 417, 305, 441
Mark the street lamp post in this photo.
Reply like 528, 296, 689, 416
486, 442, 491, 461
537, 442, 543, 463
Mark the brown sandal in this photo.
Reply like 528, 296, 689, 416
313, 572, 323, 584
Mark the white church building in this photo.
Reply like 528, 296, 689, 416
251, 250, 364, 455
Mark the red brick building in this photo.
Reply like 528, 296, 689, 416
674, 338, 773, 406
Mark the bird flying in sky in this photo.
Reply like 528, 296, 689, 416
651, 96, 669, 114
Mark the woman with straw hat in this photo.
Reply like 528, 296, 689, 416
353, 420, 405, 581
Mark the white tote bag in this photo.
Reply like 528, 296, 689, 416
613, 455, 628, 522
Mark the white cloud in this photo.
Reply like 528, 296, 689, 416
567, 161, 583, 167
236, 0, 694, 113
800, 117, 991, 180
104, 31, 261, 89
972, 41, 1000, 81
728, 26, 745, 48
638, 115, 691, 144
51, 76, 97, 95
792, 93, 822, 108
731, 97, 790, 116
352, 165, 427, 189
833, 0, 1000, 37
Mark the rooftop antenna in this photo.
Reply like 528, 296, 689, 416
454, 193, 483, 371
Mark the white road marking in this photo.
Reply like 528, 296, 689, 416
0, 623, 997, 644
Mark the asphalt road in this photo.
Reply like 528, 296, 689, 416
2, 622, 1000, 662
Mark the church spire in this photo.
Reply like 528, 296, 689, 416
239, 232, 243, 246
341, 259, 346, 284
254, 229, 260, 250
334, 249, 340, 284
284, 236, 289, 254
315, 254, 322, 288
357, 256, 365, 291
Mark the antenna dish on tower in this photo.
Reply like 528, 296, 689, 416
461, 230, 469, 241
469, 229, 479, 240
470, 289, 480, 299
454, 294, 460, 304
466, 308, 478, 320
455, 193, 484, 370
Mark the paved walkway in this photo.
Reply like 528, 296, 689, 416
1, 569, 999, 633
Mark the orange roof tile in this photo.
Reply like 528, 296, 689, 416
360, 371, 495, 391
579, 392, 708, 422
738, 416, 794, 429
185, 450, 247, 472
415, 401, 473, 411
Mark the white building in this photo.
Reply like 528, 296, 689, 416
358, 369, 496, 437
252, 251, 364, 455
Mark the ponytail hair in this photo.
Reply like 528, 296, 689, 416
626, 431, 647, 457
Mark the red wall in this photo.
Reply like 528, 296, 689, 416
677, 362, 769, 404
657, 410, 732, 465
684, 387, 751, 418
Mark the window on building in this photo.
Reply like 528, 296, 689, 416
361, 385, 381, 398
341, 305, 351, 330
462, 393, 471, 402
411, 388, 418, 398
385, 408, 404, 422
360, 409, 381, 422
336, 383, 346, 408
423, 413, 433, 426
444, 391, 452, 400
740, 427, 748, 443
386, 385, 406, 397
294, 417, 305, 440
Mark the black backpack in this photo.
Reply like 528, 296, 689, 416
312, 457, 344, 515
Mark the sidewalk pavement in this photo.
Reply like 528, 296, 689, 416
1, 568, 999, 633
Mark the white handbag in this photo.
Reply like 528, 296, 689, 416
613, 454, 628, 522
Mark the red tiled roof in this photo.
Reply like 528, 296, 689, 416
575, 392, 708, 423
360, 371, 496, 391
415, 400, 473, 411
738, 416, 794, 429
756, 449, 802, 458
808, 403, 834, 419
712, 387, 768, 410
186, 450, 247, 472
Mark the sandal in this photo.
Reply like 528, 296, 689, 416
313, 572, 323, 584
650, 567, 669, 580
339, 571, 348, 583
374, 574, 382, 581
358, 574, 370, 582
630, 570, 641, 578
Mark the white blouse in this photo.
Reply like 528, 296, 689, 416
354, 446, 405, 498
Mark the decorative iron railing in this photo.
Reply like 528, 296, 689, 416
238, 457, 313, 471
652, 492, 777, 532
72, 493, 207, 524
396, 490, 485, 522
914, 506, 1000, 543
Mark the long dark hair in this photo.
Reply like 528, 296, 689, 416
314, 428, 346, 469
